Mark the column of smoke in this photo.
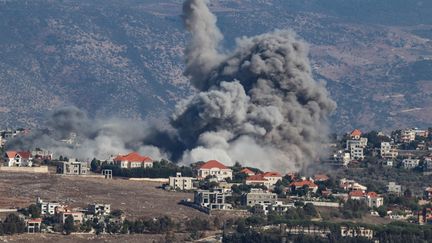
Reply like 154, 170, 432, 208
174, 0, 336, 172
6, 0, 336, 172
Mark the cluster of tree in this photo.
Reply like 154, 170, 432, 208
99, 160, 193, 178
340, 199, 369, 219
0, 214, 26, 235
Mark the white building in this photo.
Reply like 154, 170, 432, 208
113, 152, 153, 169
346, 138, 368, 160
382, 160, 394, 167
169, 172, 194, 190
194, 189, 232, 210
402, 158, 420, 169
57, 159, 89, 175
4, 151, 33, 167
333, 150, 351, 166
89, 203, 111, 216
197, 160, 232, 181
387, 182, 402, 196
380, 142, 398, 159
37, 197, 63, 215
365, 192, 384, 208
243, 189, 278, 207
401, 129, 416, 143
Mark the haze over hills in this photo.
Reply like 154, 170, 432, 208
1, 0, 432, 132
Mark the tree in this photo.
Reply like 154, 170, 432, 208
303, 203, 318, 217
3, 214, 25, 234
28, 204, 41, 218
63, 215, 75, 235
377, 206, 387, 217
90, 158, 100, 172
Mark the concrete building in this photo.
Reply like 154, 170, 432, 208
37, 197, 63, 215
262, 172, 282, 186
401, 129, 416, 143
26, 218, 42, 233
59, 211, 84, 224
242, 189, 277, 207
346, 138, 368, 160
194, 189, 232, 210
245, 174, 272, 188
402, 158, 420, 169
253, 201, 295, 215
113, 152, 153, 169
197, 160, 232, 181
89, 203, 111, 216
365, 192, 384, 208
333, 150, 351, 166
4, 151, 33, 167
169, 172, 194, 190
57, 159, 89, 175
380, 142, 398, 159
387, 182, 402, 196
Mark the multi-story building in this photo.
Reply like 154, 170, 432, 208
37, 197, 63, 215
402, 158, 420, 169
346, 138, 368, 160
89, 203, 111, 216
401, 129, 416, 143
380, 142, 398, 159
333, 150, 351, 166
57, 159, 89, 175
197, 160, 232, 181
262, 172, 282, 186
169, 172, 194, 190
4, 151, 33, 167
387, 182, 402, 196
194, 189, 232, 210
242, 189, 277, 207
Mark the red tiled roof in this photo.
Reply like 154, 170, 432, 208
114, 152, 152, 163
6, 151, 31, 159
27, 218, 42, 223
314, 174, 329, 181
246, 174, 268, 181
351, 129, 362, 137
199, 160, 228, 170
289, 180, 318, 188
367, 192, 379, 198
349, 190, 365, 197
240, 168, 255, 175
263, 172, 282, 177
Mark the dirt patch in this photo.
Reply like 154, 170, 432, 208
0, 172, 207, 220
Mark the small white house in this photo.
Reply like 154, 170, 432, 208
402, 158, 420, 169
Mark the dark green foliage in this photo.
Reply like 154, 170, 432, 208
1, 214, 25, 235
340, 199, 368, 219
63, 215, 75, 235
101, 161, 193, 178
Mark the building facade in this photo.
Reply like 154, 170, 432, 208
169, 172, 194, 190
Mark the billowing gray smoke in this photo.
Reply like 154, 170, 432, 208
6, 106, 167, 161
7, 0, 336, 172
173, 0, 336, 171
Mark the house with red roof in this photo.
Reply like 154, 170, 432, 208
348, 190, 365, 200
313, 174, 330, 182
289, 179, 318, 193
197, 160, 232, 181
4, 151, 33, 167
262, 172, 282, 186
113, 152, 153, 169
245, 174, 272, 189
350, 129, 362, 139
365, 192, 384, 208
240, 168, 255, 176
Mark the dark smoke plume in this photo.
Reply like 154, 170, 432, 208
173, 0, 336, 171
7, 0, 336, 172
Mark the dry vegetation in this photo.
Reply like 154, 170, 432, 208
0, 171, 207, 220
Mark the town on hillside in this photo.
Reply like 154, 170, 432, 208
1, 127, 432, 242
